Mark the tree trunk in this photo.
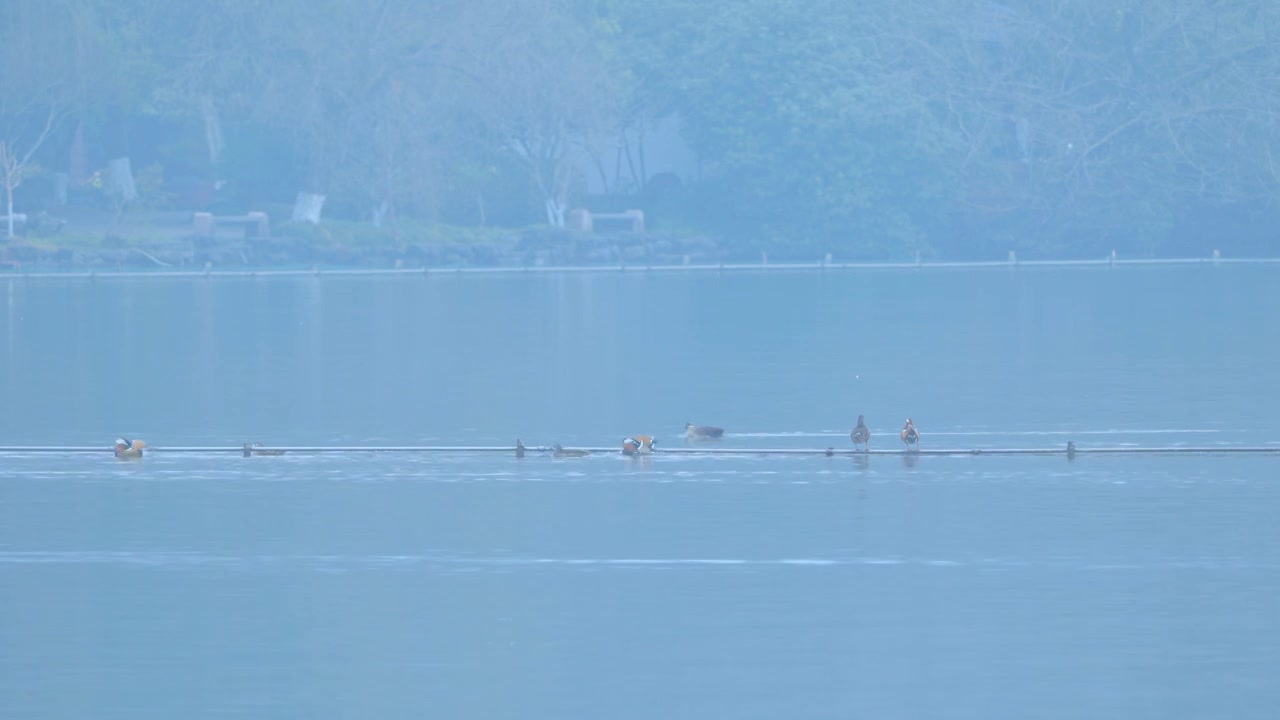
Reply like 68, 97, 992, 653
372, 199, 390, 227
3, 151, 13, 239
68, 120, 88, 185
544, 197, 565, 227
637, 131, 647, 192
52, 172, 68, 205
199, 97, 226, 167
623, 140, 640, 193
108, 157, 137, 203
582, 143, 610, 194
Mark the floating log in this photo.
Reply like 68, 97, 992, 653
0, 444, 1277, 457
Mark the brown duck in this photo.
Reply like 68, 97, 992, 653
684, 423, 725, 439
552, 443, 591, 458
850, 416, 870, 451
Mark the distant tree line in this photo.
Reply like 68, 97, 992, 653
2, 0, 1277, 257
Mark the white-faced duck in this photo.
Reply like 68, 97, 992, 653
900, 418, 919, 450
622, 435, 655, 456
114, 437, 145, 460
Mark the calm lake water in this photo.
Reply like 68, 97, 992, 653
2, 267, 1279, 719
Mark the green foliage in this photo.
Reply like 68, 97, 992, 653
3, 0, 1279, 258
614, 0, 960, 257
133, 163, 171, 210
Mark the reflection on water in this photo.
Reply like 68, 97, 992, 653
4, 280, 13, 393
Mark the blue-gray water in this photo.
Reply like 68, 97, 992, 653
2, 267, 1278, 719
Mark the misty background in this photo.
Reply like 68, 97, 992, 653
3, 0, 1279, 260
5, 4, 1280, 717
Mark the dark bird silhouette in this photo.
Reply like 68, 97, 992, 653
552, 443, 590, 458
684, 422, 725, 439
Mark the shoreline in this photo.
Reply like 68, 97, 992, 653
2, 213, 1274, 275
2, 255, 1276, 280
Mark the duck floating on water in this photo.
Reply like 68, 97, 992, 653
243, 442, 286, 457
851, 415, 870, 451
552, 443, 591, 458
900, 418, 919, 451
622, 435, 655, 456
684, 423, 725, 439
114, 437, 145, 460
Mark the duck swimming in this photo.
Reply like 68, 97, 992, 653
684, 423, 725, 439
552, 443, 591, 458
622, 435, 655, 456
113, 437, 145, 460
851, 415, 870, 451
900, 418, 919, 450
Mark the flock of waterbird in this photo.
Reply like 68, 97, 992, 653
109, 419, 924, 461
531, 418, 921, 459
850, 415, 920, 452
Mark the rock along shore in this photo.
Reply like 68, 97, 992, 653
0, 229, 749, 271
